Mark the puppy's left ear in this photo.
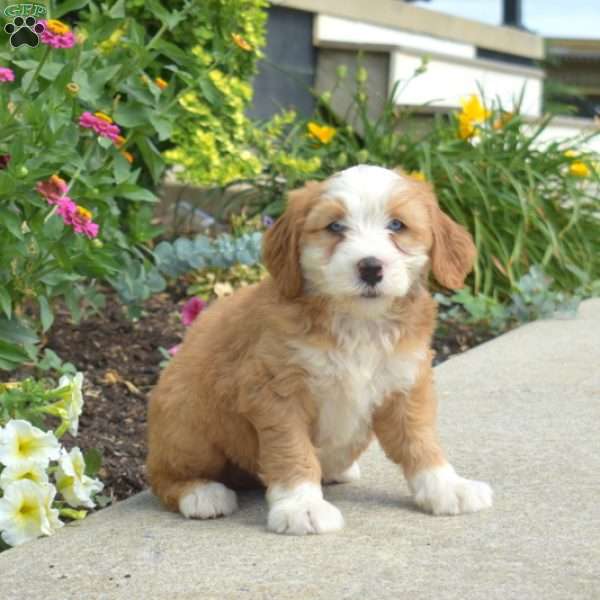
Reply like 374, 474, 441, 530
262, 182, 320, 299
429, 197, 476, 290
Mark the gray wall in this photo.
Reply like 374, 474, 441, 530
248, 6, 316, 120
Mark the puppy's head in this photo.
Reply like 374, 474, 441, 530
263, 165, 475, 304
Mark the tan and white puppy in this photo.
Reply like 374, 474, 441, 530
147, 165, 492, 535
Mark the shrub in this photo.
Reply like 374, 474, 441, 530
127, 0, 271, 186
0, 0, 218, 369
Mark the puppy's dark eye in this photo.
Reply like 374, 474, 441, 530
387, 219, 404, 232
326, 222, 346, 234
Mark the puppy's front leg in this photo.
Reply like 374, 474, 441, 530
254, 413, 344, 535
373, 367, 492, 515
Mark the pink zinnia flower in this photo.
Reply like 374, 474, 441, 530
55, 197, 76, 219
79, 111, 121, 141
39, 19, 75, 49
36, 176, 99, 238
62, 205, 100, 239
0, 67, 15, 83
36, 174, 69, 204
181, 297, 206, 327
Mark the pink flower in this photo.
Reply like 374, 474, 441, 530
61, 205, 100, 239
181, 297, 206, 327
36, 175, 69, 204
39, 20, 76, 49
56, 197, 76, 220
0, 67, 15, 83
79, 111, 121, 141
168, 345, 180, 356
36, 176, 99, 239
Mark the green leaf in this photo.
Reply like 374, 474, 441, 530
84, 448, 103, 477
135, 137, 165, 184
113, 103, 149, 128
108, 0, 126, 18
0, 340, 30, 365
148, 112, 173, 141
53, 0, 90, 18
0, 318, 38, 345
0, 287, 11, 319
38, 296, 54, 333
145, 0, 186, 30
0, 208, 24, 241
119, 187, 158, 202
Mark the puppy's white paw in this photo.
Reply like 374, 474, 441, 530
267, 482, 344, 535
409, 464, 493, 516
179, 482, 238, 519
324, 462, 361, 484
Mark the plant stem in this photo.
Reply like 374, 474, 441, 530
68, 140, 96, 194
146, 22, 168, 51
23, 45, 51, 97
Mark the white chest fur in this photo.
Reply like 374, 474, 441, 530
290, 314, 424, 477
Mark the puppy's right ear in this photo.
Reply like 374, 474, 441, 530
262, 182, 320, 299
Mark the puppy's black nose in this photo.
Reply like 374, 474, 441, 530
357, 257, 383, 286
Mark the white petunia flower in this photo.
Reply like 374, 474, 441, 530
0, 480, 63, 546
0, 460, 49, 489
55, 372, 84, 436
0, 420, 60, 468
55, 447, 103, 509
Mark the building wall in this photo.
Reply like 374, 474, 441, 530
248, 6, 316, 120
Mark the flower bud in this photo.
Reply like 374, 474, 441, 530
336, 65, 348, 80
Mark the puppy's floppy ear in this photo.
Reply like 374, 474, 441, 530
428, 192, 476, 290
262, 182, 320, 299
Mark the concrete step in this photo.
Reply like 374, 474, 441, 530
1, 300, 599, 600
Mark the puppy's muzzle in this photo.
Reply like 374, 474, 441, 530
357, 257, 384, 287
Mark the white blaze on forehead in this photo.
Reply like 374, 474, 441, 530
301, 164, 426, 305
324, 165, 404, 226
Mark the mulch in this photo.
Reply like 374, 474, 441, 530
43, 288, 495, 505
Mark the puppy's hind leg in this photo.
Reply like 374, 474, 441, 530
147, 438, 238, 520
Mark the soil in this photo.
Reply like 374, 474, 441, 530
43, 288, 496, 506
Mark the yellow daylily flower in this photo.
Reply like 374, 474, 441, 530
307, 122, 336, 144
460, 95, 491, 123
457, 95, 490, 139
569, 161, 590, 177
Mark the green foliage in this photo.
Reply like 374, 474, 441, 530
154, 231, 263, 276
125, 0, 270, 186
437, 266, 582, 333
0, 0, 222, 368
509, 266, 580, 322
234, 62, 600, 301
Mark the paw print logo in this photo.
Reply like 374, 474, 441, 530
4, 16, 45, 48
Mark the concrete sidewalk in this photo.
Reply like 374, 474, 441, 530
2, 300, 599, 600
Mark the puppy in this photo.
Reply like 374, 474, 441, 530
147, 165, 492, 535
